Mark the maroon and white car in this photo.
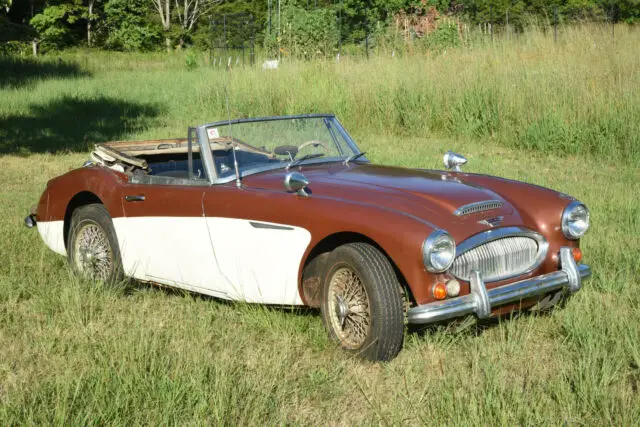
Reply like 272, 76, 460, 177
25, 114, 591, 361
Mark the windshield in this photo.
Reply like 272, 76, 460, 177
202, 116, 359, 179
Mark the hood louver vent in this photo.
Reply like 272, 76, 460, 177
454, 200, 504, 216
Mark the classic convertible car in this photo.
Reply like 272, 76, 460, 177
25, 114, 591, 361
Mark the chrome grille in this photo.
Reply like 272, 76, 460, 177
451, 236, 541, 282
454, 200, 504, 216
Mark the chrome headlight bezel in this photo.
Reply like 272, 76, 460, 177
561, 201, 590, 240
423, 230, 456, 273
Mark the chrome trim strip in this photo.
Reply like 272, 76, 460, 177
196, 126, 218, 184
454, 200, 503, 216
407, 260, 591, 324
456, 227, 545, 256
249, 221, 294, 231
199, 113, 336, 129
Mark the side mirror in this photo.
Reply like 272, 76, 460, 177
443, 151, 467, 172
284, 172, 310, 197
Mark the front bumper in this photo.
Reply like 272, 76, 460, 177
407, 247, 591, 324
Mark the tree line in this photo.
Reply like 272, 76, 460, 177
1, 0, 638, 55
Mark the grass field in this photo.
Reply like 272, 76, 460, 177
1, 24, 639, 424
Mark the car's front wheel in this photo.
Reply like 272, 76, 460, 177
320, 242, 404, 362
67, 203, 124, 284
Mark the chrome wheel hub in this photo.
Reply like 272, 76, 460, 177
73, 222, 113, 281
327, 267, 371, 349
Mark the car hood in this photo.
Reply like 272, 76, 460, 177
243, 163, 527, 239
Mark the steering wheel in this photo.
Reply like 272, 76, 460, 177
298, 140, 329, 153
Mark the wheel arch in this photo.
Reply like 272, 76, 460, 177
63, 191, 103, 249
300, 231, 413, 308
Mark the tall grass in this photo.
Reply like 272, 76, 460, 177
3, 23, 636, 163
0, 23, 639, 424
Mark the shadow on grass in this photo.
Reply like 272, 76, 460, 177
407, 304, 562, 339
125, 279, 320, 317
0, 56, 90, 89
0, 96, 162, 154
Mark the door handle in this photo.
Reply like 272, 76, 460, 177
124, 195, 146, 202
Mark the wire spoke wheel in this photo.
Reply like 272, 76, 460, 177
73, 221, 113, 281
327, 266, 371, 349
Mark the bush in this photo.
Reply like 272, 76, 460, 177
420, 19, 460, 52
267, 5, 339, 60
30, 3, 84, 52
103, 0, 161, 52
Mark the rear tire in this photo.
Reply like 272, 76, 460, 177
320, 243, 404, 362
67, 203, 124, 285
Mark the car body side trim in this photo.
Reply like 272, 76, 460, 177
249, 221, 294, 231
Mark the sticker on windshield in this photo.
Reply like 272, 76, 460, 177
207, 128, 220, 139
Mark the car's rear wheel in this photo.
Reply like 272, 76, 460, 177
320, 242, 404, 362
67, 203, 123, 284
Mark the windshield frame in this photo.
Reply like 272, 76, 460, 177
195, 114, 366, 185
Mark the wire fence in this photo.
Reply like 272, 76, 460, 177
207, 5, 625, 69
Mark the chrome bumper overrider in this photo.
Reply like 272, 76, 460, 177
407, 247, 591, 325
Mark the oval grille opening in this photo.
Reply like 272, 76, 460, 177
451, 236, 541, 282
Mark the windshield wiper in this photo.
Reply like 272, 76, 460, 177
286, 153, 325, 170
344, 151, 367, 165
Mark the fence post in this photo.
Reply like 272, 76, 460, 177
554, 7, 558, 42
506, 9, 509, 41
611, 2, 615, 39
490, 5, 494, 42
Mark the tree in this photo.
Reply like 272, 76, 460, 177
150, 0, 171, 51
30, 1, 85, 51
150, 0, 221, 52
1, 0, 12, 13
104, 0, 160, 51
86, 0, 98, 46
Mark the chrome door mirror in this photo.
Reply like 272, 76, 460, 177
284, 172, 310, 197
443, 151, 467, 172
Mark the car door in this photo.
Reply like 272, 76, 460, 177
115, 182, 228, 298
202, 185, 312, 305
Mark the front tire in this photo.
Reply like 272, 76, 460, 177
67, 203, 123, 284
320, 243, 404, 362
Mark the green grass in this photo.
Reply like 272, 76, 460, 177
1, 24, 639, 424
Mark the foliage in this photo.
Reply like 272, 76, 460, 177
275, 4, 340, 60
103, 0, 160, 51
420, 18, 460, 51
184, 49, 197, 69
30, 1, 85, 51
455, 0, 639, 26
2, 0, 638, 54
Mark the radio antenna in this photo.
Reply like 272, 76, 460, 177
224, 85, 242, 188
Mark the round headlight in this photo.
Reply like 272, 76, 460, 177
423, 230, 456, 273
562, 201, 590, 240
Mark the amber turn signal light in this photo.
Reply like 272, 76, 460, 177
433, 282, 448, 300
572, 247, 583, 263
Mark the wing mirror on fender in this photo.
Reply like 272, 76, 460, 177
443, 151, 467, 172
284, 172, 310, 197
